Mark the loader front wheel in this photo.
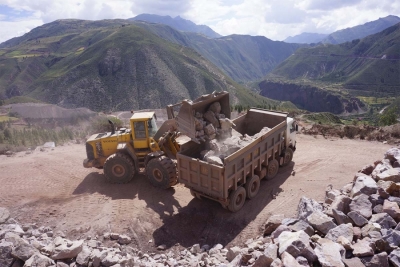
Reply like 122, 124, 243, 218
104, 153, 135, 184
245, 175, 260, 199
266, 159, 279, 180
228, 187, 246, 212
146, 156, 177, 189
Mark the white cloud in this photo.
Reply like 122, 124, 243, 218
0, 0, 399, 43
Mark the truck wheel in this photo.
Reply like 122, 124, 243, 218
245, 175, 260, 199
104, 153, 135, 184
266, 159, 279, 180
281, 148, 294, 167
146, 156, 177, 189
228, 187, 246, 212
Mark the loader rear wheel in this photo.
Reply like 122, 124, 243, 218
146, 156, 177, 189
104, 153, 135, 184
281, 148, 294, 167
228, 187, 246, 212
266, 159, 279, 180
245, 175, 260, 199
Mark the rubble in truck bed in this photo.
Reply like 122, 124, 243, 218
192, 101, 271, 166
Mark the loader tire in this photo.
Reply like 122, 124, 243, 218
104, 153, 135, 184
228, 186, 246, 212
281, 148, 294, 167
245, 175, 260, 199
266, 159, 279, 180
146, 156, 177, 189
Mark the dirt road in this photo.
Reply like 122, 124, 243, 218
0, 134, 391, 251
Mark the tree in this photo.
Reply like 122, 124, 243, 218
379, 106, 397, 126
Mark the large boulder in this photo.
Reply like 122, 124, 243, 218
314, 239, 345, 267
325, 223, 353, 243
24, 253, 54, 267
332, 209, 353, 225
297, 197, 323, 220
252, 243, 277, 267
383, 200, 400, 222
376, 229, 400, 252
281, 251, 303, 267
227, 246, 241, 262
265, 214, 285, 235
76, 246, 92, 266
0, 241, 14, 267
342, 257, 365, 267
360, 252, 389, 267
385, 148, 400, 164
288, 220, 314, 236
370, 213, 397, 229
389, 248, 400, 267
352, 239, 375, 257
349, 194, 373, 219
277, 230, 317, 263
351, 175, 377, 198
307, 211, 337, 235
376, 168, 400, 183
326, 195, 352, 217
0, 207, 10, 224
11, 242, 39, 261
51, 238, 83, 260
372, 161, 393, 179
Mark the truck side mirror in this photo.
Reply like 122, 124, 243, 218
295, 124, 298, 132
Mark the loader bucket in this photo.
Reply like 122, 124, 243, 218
175, 91, 230, 140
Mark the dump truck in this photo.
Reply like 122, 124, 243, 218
83, 91, 297, 212
175, 107, 297, 212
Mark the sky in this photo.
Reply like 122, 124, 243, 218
0, 0, 399, 43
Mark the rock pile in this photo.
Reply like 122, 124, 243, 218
3, 148, 400, 266
194, 101, 271, 166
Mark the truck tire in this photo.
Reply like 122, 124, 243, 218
228, 187, 246, 212
146, 156, 177, 189
281, 148, 294, 167
104, 153, 135, 184
266, 159, 279, 180
245, 175, 260, 199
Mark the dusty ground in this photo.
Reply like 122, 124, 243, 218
0, 134, 392, 252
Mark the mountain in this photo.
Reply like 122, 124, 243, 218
130, 14, 221, 39
265, 22, 400, 94
284, 33, 328, 44
0, 19, 273, 111
321, 15, 400, 44
133, 21, 303, 82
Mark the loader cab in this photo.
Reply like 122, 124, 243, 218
130, 112, 158, 149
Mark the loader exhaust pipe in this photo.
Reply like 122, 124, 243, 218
108, 119, 115, 135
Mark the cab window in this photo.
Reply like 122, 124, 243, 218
148, 116, 158, 137
290, 122, 296, 133
134, 121, 146, 138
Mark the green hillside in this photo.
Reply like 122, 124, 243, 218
321, 15, 400, 44
133, 21, 303, 82
268, 23, 400, 96
0, 19, 277, 111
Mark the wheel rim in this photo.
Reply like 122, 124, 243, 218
250, 181, 257, 193
152, 168, 163, 182
284, 152, 291, 164
112, 164, 126, 178
235, 193, 244, 205
269, 164, 277, 176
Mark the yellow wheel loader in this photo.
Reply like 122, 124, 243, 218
83, 91, 230, 188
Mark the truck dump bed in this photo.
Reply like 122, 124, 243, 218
177, 109, 287, 203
